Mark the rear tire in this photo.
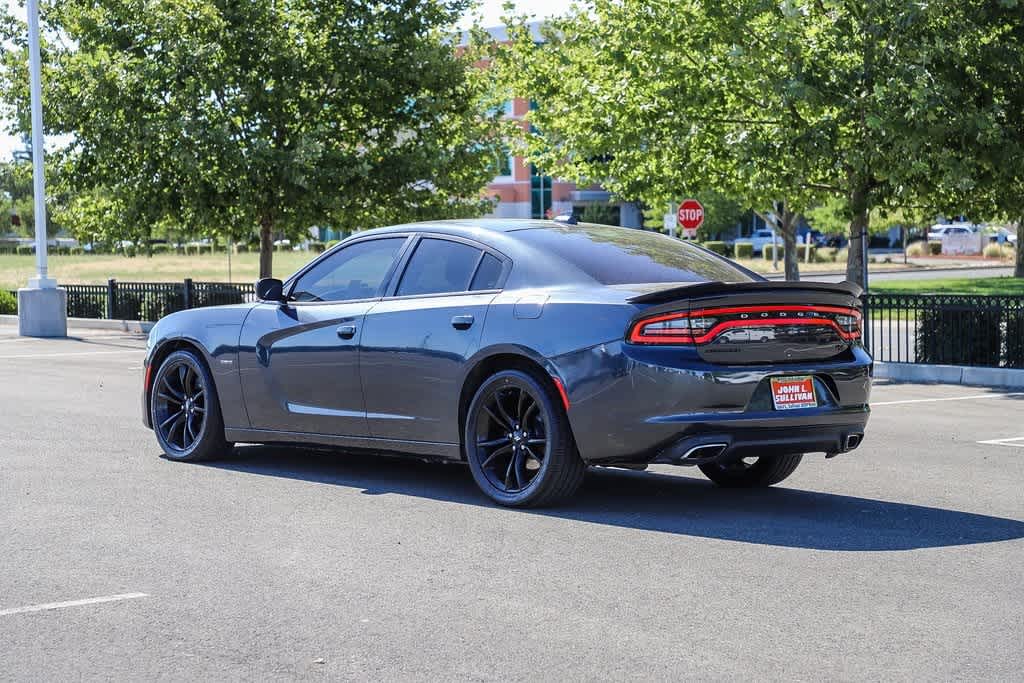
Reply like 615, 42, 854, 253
464, 369, 585, 507
150, 349, 233, 462
699, 454, 803, 488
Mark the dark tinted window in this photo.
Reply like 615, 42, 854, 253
291, 237, 405, 302
397, 238, 481, 296
516, 225, 755, 285
470, 253, 504, 290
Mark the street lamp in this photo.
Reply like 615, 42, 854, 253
17, 0, 66, 337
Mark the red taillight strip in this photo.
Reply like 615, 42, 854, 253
691, 304, 861, 320
689, 317, 859, 343
628, 304, 862, 345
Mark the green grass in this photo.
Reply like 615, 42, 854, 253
0, 251, 315, 290
870, 276, 1024, 295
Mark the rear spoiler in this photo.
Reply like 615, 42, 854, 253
628, 280, 863, 305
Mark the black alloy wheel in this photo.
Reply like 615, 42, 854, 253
465, 369, 585, 507
699, 454, 803, 488
150, 349, 231, 462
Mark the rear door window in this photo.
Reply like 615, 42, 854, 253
396, 238, 483, 296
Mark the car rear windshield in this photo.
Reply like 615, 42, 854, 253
515, 225, 756, 285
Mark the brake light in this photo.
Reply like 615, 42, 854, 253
628, 311, 696, 344
627, 305, 862, 345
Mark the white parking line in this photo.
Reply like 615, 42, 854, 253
0, 592, 149, 616
0, 349, 142, 360
977, 437, 1024, 448
873, 393, 1024, 406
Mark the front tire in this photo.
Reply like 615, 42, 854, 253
699, 454, 803, 488
150, 349, 232, 462
464, 369, 585, 507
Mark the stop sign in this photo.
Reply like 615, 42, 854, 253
677, 199, 704, 236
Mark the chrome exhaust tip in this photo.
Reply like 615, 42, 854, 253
680, 443, 728, 461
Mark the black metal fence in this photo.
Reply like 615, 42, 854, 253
865, 293, 1024, 368
6, 284, 1024, 369
61, 279, 256, 322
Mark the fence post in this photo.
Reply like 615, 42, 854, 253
183, 278, 193, 309
106, 278, 116, 319
862, 292, 871, 355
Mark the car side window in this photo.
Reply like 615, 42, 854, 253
396, 238, 482, 296
470, 253, 504, 291
290, 237, 406, 302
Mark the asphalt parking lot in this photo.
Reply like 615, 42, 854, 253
1, 328, 1022, 680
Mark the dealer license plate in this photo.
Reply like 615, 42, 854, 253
770, 376, 818, 410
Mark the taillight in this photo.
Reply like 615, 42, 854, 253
628, 311, 696, 344
627, 305, 862, 345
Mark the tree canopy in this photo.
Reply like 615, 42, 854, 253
501, 0, 1024, 284
0, 0, 504, 276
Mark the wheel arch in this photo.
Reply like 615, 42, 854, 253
457, 347, 571, 458
145, 337, 217, 423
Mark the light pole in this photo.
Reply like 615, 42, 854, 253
17, 0, 66, 336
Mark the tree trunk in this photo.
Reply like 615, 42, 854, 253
1016, 218, 1023, 279
259, 214, 273, 279
845, 187, 869, 288
780, 209, 800, 282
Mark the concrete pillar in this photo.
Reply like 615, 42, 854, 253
17, 286, 67, 337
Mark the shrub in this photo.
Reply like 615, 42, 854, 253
928, 240, 942, 255
915, 306, 1001, 366
70, 246, 85, 255
795, 244, 816, 261
234, 244, 249, 253
140, 291, 182, 321
122, 245, 137, 257
324, 240, 341, 251
702, 241, 728, 256
197, 244, 214, 255
906, 241, 927, 257
16, 245, 34, 256
734, 242, 753, 259
151, 243, 172, 255
308, 241, 326, 253
194, 284, 245, 308
817, 247, 838, 262
0, 290, 16, 314
1006, 310, 1024, 369
67, 292, 104, 319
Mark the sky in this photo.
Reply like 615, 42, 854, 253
0, 0, 576, 162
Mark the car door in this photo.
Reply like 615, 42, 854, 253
238, 235, 411, 436
359, 235, 509, 444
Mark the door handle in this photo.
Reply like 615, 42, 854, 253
451, 314, 475, 330
337, 324, 357, 339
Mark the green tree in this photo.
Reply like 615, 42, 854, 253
501, 0, 1017, 287
0, 158, 62, 238
0, 0, 503, 277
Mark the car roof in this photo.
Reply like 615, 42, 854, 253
365, 218, 557, 237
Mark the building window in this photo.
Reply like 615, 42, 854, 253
494, 151, 513, 178
530, 164, 552, 219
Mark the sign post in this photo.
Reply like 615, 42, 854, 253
677, 199, 704, 239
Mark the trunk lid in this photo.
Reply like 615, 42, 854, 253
627, 280, 864, 364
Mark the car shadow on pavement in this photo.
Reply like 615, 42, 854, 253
201, 445, 1024, 552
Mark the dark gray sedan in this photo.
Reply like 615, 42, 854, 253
143, 219, 871, 507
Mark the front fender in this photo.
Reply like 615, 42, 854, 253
143, 305, 255, 429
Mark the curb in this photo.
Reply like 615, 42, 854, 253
875, 361, 1024, 390
0, 314, 153, 333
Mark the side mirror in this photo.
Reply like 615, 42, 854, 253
255, 277, 285, 302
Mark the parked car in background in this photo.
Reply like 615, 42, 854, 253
927, 224, 974, 241
748, 229, 777, 255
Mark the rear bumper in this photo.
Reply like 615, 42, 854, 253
650, 417, 868, 466
555, 341, 873, 464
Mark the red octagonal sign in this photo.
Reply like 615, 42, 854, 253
677, 199, 705, 231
